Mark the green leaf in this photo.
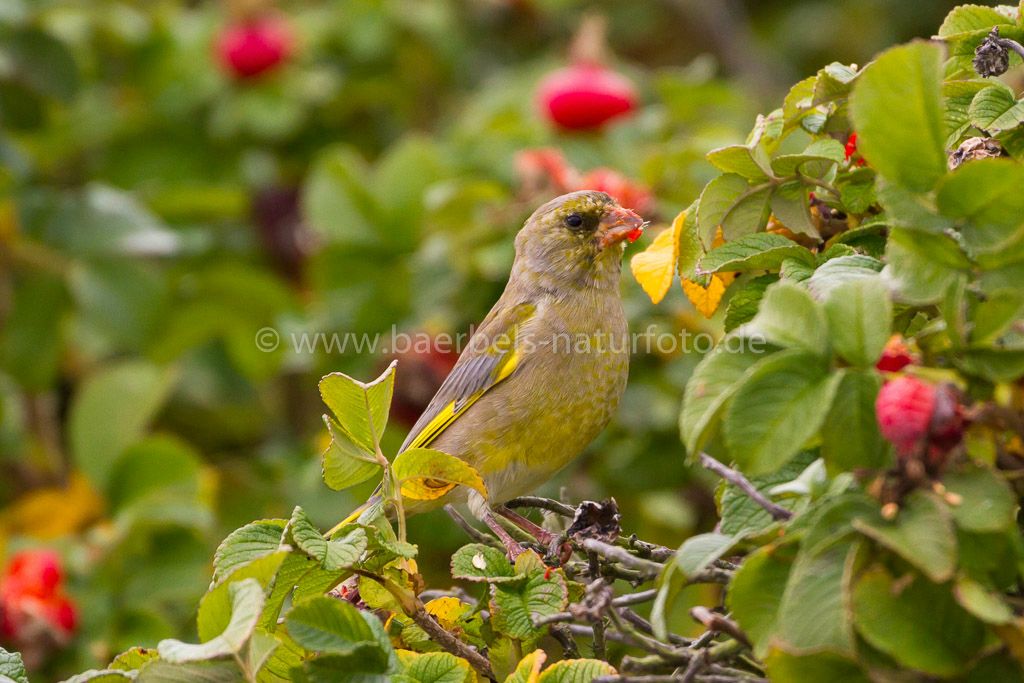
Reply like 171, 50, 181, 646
673, 532, 738, 578
724, 275, 776, 332
853, 564, 986, 677
769, 181, 817, 238
937, 158, 1024, 228
821, 370, 890, 474
884, 231, 961, 305
134, 660, 241, 682
696, 174, 773, 243
769, 138, 845, 176
212, 520, 286, 585
61, 669, 135, 682
109, 648, 159, 671
489, 552, 567, 643
0, 272, 67, 390
285, 596, 381, 655
3, 28, 79, 102
680, 339, 770, 456
719, 452, 815, 536
954, 577, 1014, 624
805, 254, 884, 299
853, 491, 957, 582
937, 4, 1014, 37
972, 289, 1024, 345
764, 649, 869, 683
944, 80, 990, 146
302, 146, 379, 246
724, 350, 841, 475
728, 543, 796, 658
850, 42, 946, 192
746, 280, 828, 356
159, 579, 264, 662
536, 659, 617, 683
823, 277, 891, 366
775, 541, 858, 654
813, 63, 859, 104
969, 85, 1024, 132
69, 360, 176, 490
198, 551, 288, 642
287, 507, 368, 571
450, 544, 519, 583
398, 651, 474, 683
319, 361, 396, 455
0, 647, 28, 683
392, 448, 487, 501
943, 466, 1017, 532
321, 419, 383, 492
705, 144, 770, 180
698, 233, 814, 275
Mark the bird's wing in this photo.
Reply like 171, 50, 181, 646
399, 301, 537, 453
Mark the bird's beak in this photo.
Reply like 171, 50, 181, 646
596, 206, 646, 250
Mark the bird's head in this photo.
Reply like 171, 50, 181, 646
514, 190, 646, 291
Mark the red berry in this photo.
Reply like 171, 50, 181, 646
4, 550, 62, 599
537, 63, 637, 131
844, 133, 867, 167
216, 16, 293, 80
876, 377, 936, 455
876, 335, 917, 373
45, 596, 78, 634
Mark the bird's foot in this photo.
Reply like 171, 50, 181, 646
482, 508, 529, 562
496, 505, 558, 545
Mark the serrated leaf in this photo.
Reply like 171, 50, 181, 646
450, 544, 518, 583
489, 552, 567, 643
853, 491, 957, 582
723, 350, 841, 475
775, 541, 858, 655
134, 659, 241, 682
698, 233, 813, 275
321, 419, 383, 491
60, 670, 134, 682
937, 158, 1024, 229
728, 544, 797, 658
938, 4, 1014, 37
680, 339, 770, 456
287, 506, 368, 571
724, 275, 776, 332
850, 42, 946, 192
319, 361, 396, 454
396, 651, 474, 683
392, 448, 487, 501
969, 85, 1024, 132
823, 277, 891, 367
504, 649, 545, 683
159, 579, 264, 662
764, 649, 869, 683
706, 144, 770, 179
745, 280, 828, 356
198, 551, 288, 642
0, 648, 28, 683
109, 647, 159, 671
853, 565, 986, 677
821, 370, 890, 474
719, 452, 815, 536
770, 138, 846, 176
285, 596, 380, 654
212, 520, 286, 585
537, 659, 617, 683
680, 275, 727, 318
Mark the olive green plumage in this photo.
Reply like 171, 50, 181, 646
401, 190, 639, 517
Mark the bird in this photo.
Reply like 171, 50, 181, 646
342, 190, 644, 558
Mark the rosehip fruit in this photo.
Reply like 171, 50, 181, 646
537, 63, 637, 131
216, 16, 293, 80
876, 335, 917, 373
4, 550, 62, 599
876, 376, 936, 455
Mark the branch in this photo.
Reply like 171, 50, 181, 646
410, 606, 495, 680
699, 453, 792, 521
505, 496, 577, 517
444, 504, 503, 548
581, 539, 665, 579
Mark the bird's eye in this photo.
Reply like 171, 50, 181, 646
565, 213, 584, 229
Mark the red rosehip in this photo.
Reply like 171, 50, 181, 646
845, 133, 867, 167
537, 63, 637, 131
4, 550, 62, 599
216, 16, 293, 80
44, 595, 77, 634
876, 376, 936, 456
876, 335, 917, 373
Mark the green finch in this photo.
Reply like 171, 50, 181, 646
346, 190, 644, 557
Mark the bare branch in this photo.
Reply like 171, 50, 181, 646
699, 453, 792, 521
505, 495, 577, 517
410, 605, 495, 681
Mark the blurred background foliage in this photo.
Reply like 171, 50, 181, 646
0, 0, 963, 676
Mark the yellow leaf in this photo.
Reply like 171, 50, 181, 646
393, 448, 488, 501
1, 472, 104, 539
681, 276, 727, 318
425, 596, 473, 631
505, 649, 546, 683
630, 212, 684, 304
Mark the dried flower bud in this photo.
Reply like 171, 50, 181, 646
974, 29, 1010, 77
948, 136, 1005, 170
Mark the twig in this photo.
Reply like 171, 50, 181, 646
410, 606, 495, 680
534, 590, 660, 626
699, 453, 792, 521
566, 624, 641, 646
619, 534, 675, 562
505, 496, 577, 517
444, 505, 503, 548
690, 608, 751, 649
589, 551, 607, 659
581, 539, 665, 578
619, 608, 691, 646
549, 623, 580, 658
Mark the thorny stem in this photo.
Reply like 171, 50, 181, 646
699, 453, 792, 521
589, 551, 608, 660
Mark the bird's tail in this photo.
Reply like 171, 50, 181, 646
328, 488, 384, 537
